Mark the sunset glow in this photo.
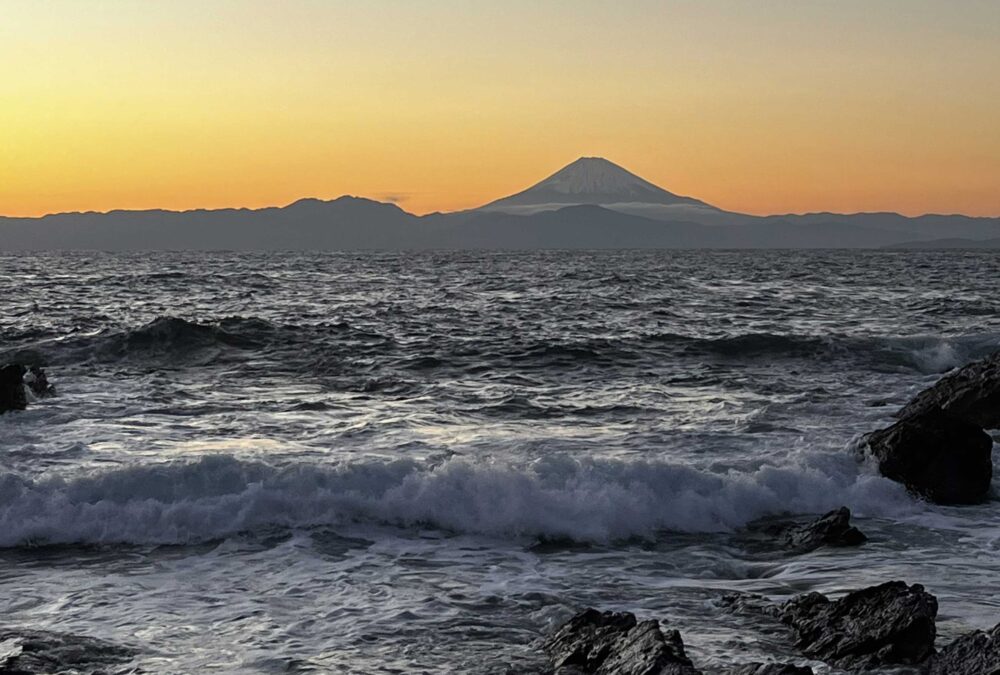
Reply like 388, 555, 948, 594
2, 0, 998, 217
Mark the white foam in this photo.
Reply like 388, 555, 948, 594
890, 334, 996, 374
0, 451, 926, 547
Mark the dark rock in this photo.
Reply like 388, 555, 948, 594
929, 622, 1000, 675
898, 351, 1000, 429
778, 581, 937, 669
0, 365, 27, 414
759, 507, 867, 553
866, 408, 993, 504
23, 366, 55, 398
0, 628, 135, 674
719, 592, 775, 618
727, 664, 813, 675
543, 608, 701, 674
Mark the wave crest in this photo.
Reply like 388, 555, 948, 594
0, 453, 919, 548
8, 314, 998, 376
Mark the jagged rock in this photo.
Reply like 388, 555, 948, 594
898, 351, 1000, 428
759, 507, 867, 553
0, 628, 135, 674
866, 351, 999, 504
777, 581, 937, 669
543, 608, 701, 674
929, 623, 1000, 675
0, 365, 27, 414
23, 366, 55, 398
866, 408, 993, 504
727, 664, 813, 675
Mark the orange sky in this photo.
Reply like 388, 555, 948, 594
2, 1, 998, 218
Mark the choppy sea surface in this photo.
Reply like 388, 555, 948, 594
0, 250, 998, 673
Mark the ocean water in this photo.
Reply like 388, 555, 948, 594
0, 249, 998, 673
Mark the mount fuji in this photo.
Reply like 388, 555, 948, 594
1, 157, 999, 249
491, 157, 696, 204
479, 157, 720, 222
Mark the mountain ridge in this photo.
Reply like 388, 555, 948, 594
2, 157, 999, 249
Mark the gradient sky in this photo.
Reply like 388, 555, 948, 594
2, 0, 999, 217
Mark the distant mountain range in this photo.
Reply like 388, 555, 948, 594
882, 237, 1000, 250
2, 157, 998, 250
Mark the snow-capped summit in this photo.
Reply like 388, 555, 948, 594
479, 157, 716, 217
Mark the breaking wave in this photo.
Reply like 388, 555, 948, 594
0, 453, 922, 548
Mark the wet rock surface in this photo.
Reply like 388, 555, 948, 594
866, 408, 993, 504
0, 628, 135, 675
721, 583, 1000, 673
0, 363, 56, 414
898, 351, 1000, 429
756, 507, 867, 553
23, 366, 55, 398
776, 581, 937, 670
930, 623, 1000, 675
0, 364, 27, 414
543, 608, 701, 675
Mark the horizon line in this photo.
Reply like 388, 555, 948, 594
3, 157, 998, 221
1, 194, 997, 222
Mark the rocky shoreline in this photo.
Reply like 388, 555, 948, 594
548, 579, 999, 674
537, 349, 999, 674
0, 351, 997, 673
861, 351, 999, 505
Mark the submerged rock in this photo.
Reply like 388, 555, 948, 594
727, 664, 813, 675
898, 351, 1000, 429
0, 628, 134, 674
866, 408, 993, 504
0, 364, 27, 414
760, 507, 867, 553
543, 608, 701, 675
718, 591, 775, 618
777, 581, 937, 670
930, 623, 1000, 675
23, 366, 55, 398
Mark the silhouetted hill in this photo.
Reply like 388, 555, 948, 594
769, 212, 1000, 241
0, 197, 423, 250
2, 158, 999, 250
883, 237, 1000, 249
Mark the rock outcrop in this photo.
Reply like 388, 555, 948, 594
0, 364, 27, 414
761, 507, 867, 553
544, 591, 1000, 674
863, 350, 999, 504
23, 366, 55, 398
866, 408, 993, 504
897, 351, 1000, 429
0, 363, 56, 414
0, 628, 135, 674
777, 581, 937, 670
930, 623, 1000, 675
543, 608, 701, 675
